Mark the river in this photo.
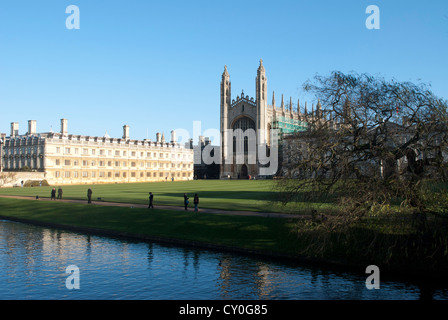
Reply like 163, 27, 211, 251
1, 219, 447, 300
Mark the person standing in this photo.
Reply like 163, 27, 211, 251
148, 192, 154, 208
57, 186, 63, 200
184, 193, 189, 211
194, 193, 199, 212
51, 187, 56, 200
87, 188, 92, 204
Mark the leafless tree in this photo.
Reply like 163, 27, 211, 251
0, 172, 17, 187
279, 71, 448, 224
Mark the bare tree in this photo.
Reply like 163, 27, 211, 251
0, 172, 17, 187
279, 71, 448, 224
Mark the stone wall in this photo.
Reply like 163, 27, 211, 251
0, 172, 47, 188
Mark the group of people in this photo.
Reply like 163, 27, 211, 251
50, 186, 63, 200
48, 187, 198, 211
148, 192, 200, 212
50, 187, 93, 203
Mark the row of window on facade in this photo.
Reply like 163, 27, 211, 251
3, 158, 44, 169
53, 171, 190, 178
3, 147, 191, 160
3, 146, 44, 154
52, 147, 191, 159
52, 159, 191, 169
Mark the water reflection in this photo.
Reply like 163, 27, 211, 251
1, 219, 448, 300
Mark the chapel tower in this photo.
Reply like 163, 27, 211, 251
256, 59, 268, 146
220, 65, 231, 176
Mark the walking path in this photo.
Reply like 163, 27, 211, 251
0, 194, 305, 219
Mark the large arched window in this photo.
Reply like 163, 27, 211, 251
267, 123, 271, 146
232, 117, 256, 154
232, 117, 255, 132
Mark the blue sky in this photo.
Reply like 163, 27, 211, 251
1, 0, 447, 144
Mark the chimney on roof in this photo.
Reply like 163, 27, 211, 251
61, 119, 68, 135
123, 125, 130, 140
11, 122, 19, 137
28, 120, 37, 135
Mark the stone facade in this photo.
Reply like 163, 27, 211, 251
1, 119, 194, 185
0, 133, 5, 173
193, 136, 220, 179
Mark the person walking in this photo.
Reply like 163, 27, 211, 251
87, 188, 92, 204
194, 193, 199, 212
57, 186, 63, 200
184, 193, 189, 211
148, 192, 154, 208
50, 187, 56, 200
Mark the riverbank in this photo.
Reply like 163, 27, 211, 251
1, 196, 448, 284
0, 196, 367, 280
0, 196, 305, 258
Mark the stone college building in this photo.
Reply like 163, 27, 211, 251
220, 59, 321, 179
1, 119, 194, 185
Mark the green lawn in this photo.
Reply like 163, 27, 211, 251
0, 180, 331, 214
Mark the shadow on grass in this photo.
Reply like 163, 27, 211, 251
151, 191, 279, 201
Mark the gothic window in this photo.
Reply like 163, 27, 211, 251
232, 117, 255, 132
267, 123, 271, 146
233, 136, 236, 153
232, 117, 256, 155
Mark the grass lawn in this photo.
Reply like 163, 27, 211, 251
0, 180, 333, 214
0, 197, 301, 256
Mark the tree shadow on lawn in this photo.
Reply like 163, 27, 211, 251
103, 191, 280, 203
155, 191, 277, 200
81, 189, 337, 214
144, 191, 337, 203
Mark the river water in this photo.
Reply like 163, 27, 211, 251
1, 219, 447, 300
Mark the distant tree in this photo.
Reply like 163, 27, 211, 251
279, 71, 448, 225
0, 172, 17, 186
